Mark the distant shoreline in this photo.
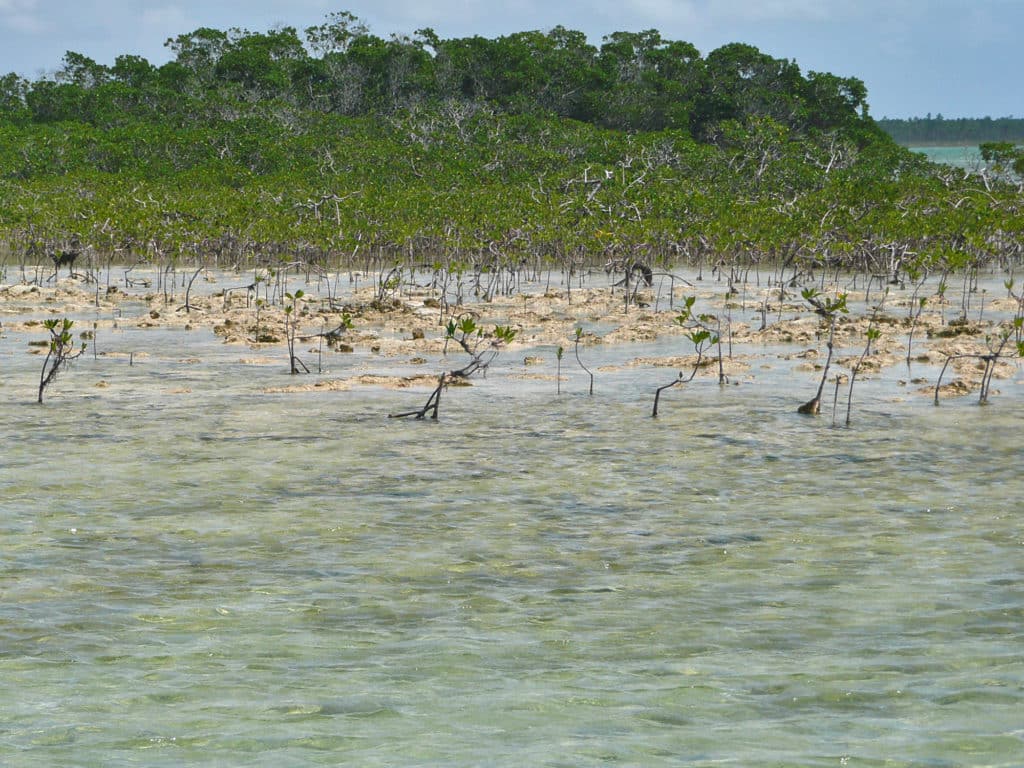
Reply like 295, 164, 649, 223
901, 141, 976, 148
900, 141, 1021, 148
877, 116, 1024, 147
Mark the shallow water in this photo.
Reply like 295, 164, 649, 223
909, 145, 984, 170
2, 278, 1023, 766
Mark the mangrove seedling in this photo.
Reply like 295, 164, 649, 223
299, 312, 356, 371
391, 318, 516, 420
978, 326, 1019, 404
1004, 280, 1024, 346
182, 265, 205, 313
652, 297, 720, 417
38, 318, 86, 403
556, 345, 564, 395
935, 279, 948, 325
253, 298, 267, 342
932, 322, 1022, 406
440, 316, 512, 378
906, 295, 927, 366
845, 326, 881, 426
696, 309, 728, 384
574, 327, 594, 395
655, 294, 729, 415
652, 328, 717, 417
375, 266, 403, 308
302, 312, 354, 348
284, 289, 309, 374
797, 288, 848, 415
842, 293, 887, 426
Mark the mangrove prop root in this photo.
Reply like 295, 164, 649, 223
390, 374, 445, 420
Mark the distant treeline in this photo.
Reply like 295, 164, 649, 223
0, 11, 873, 141
3, 11, 1021, 277
878, 116, 1024, 146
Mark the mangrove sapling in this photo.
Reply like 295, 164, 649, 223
38, 318, 87, 403
390, 318, 517, 420
932, 354, 975, 405
651, 270, 694, 312
442, 317, 517, 379
375, 266, 403, 307
696, 309, 729, 385
652, 329, 717, 417
556, 346, 564, 395
797, 288, 848, 415
830, 374, 845, 426
905, 296, 927, 366
976, 329, 1013, 404
574, 327, 595, 395
932, 324, 1022, 405
845, 326, 881, 426
284, 290, 309, 374
935, 279, 949, 325
318, 321, 325, 372
1007, 283, 1024, 346
178, 265, 202, 313
300, 313, 354, 352
252, 298, 266, 342
652, 297, 720, 417
160, 262, 176, 306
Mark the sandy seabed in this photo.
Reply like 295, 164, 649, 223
2, 269, 1021, 404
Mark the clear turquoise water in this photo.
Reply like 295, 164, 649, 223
2, 272, 1023, 766
909, 146, 983, 169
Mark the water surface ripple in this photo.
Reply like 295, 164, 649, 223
1, 333, 1022, 767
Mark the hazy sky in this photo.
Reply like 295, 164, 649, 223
1, 0, 1020, 119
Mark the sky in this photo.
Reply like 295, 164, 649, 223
0, 0, 1021, 119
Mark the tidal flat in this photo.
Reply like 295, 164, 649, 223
2, 265, 1022, 766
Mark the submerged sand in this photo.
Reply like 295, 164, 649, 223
2, 270, 1021, 402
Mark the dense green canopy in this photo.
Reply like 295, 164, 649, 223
0, 12, 1020, 274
